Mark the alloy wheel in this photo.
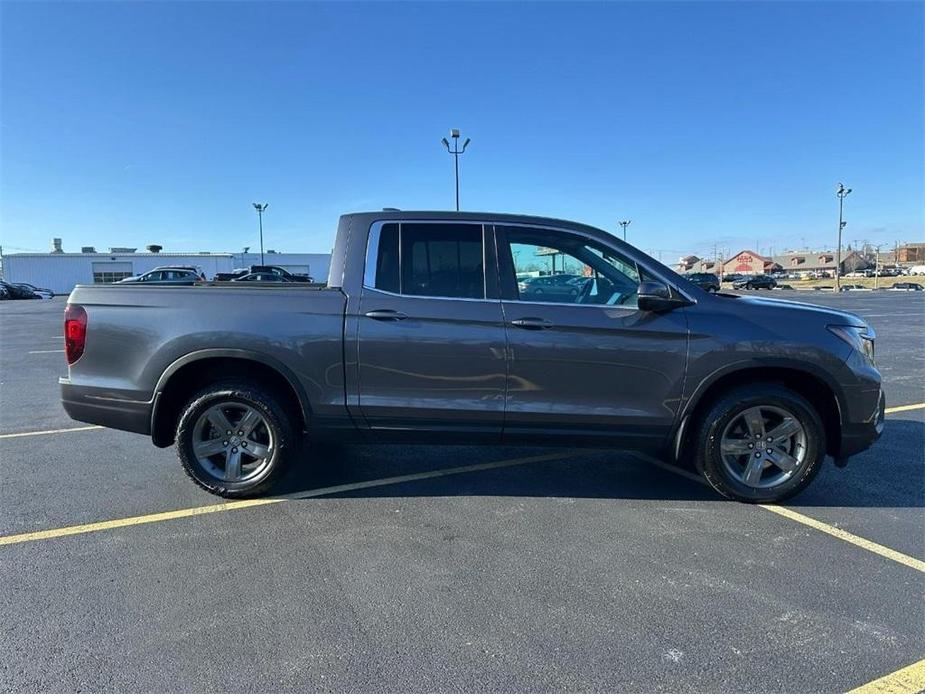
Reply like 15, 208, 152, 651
191, 402, 275, 483
719, 405, 807, 489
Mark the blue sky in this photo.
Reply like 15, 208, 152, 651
1, 2, 922, 261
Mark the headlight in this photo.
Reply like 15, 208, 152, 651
828, 324, 875, 363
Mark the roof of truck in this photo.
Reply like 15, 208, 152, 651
341, 210, 605, 234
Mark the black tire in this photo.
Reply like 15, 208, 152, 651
176, 380, 297, 497
693, 384, 826, 503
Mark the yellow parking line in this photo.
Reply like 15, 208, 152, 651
0, 451, 577, 547
759, 505, 925, 574
631, 452, 925, 574
884, 402, 925, 414
847, 657, 925, 694
0, 498, 284, 546
0, 425, 103, 440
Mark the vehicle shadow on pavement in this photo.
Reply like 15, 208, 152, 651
276, 444, 721, 502
787, 419, 925, 509
274, 420, 924, 508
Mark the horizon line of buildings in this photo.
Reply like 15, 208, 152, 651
676, 243, 925, 276
0, 239, 332, 294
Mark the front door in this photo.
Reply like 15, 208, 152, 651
496, 224, 689, 448
356, 221, 507, 442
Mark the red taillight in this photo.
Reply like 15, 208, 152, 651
64, 304, 87, 365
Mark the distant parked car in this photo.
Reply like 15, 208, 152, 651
118, 269, 201, 285
908, 265, 925, 276
733, 275, 777, 290
215, 265, 312, 282
889, 282, 923, 291
14, 283, 54, 299
231, 272, 296, 282
151, 265, 206, 280
250, 265, 313, 282
844, 271, 868, 278
839, 284, 871, 292
723, 273, 745, 284
686, 272, 720, 292
518, 273, 583, 299
0, 280, 42, 299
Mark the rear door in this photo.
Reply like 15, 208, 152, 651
355, 221, 507, 441
496, 224, 689, 448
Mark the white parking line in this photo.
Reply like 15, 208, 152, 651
0, 425, 103, 440
28, 349, 65, 354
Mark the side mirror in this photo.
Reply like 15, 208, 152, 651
637, 280, 689, 312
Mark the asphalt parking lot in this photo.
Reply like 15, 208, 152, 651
1, 292, 923, 693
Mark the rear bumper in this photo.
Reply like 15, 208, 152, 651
60, 378, 152, 436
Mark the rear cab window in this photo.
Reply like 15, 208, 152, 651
366, 222, 486, 299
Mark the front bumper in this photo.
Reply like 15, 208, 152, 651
60, 378, 152, 436
836, 388, 885, 459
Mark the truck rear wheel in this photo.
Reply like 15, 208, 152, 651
175, 380, 296, 497
694, 384, 826, 503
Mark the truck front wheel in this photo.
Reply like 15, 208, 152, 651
175, 380, 296, 497
694, 384, 826, 503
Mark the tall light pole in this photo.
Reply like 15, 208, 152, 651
252, 203, 269, 265
835, 183, 852, 291
441, 129, 470, 211
873, 244, 881, 291
618, 219, 631, 241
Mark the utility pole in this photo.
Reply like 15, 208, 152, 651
441, 129, 470, 211
252, 203, 269, 265
874, 245, 881, 290
618, 220, 631, 241
835, 183, 852, 291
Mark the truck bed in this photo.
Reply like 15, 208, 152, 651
62, 283, 348, 435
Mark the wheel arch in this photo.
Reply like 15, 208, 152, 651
674, 363, 844, 462
150, 349, 310, 447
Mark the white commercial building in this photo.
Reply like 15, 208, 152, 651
2, 250, 332, 295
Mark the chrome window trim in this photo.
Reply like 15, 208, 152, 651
362, 222, 384, 289
363, 219, 491, 301
503, 298, 637, 312
363, 217, 696, 306
362, 285, 499, 304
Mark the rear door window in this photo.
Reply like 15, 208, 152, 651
367, 222, 485, 299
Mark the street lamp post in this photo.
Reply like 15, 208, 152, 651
618, 220, 631, 241
835, 183, 852, 291
441, 129, 470, 211
252, 203, 269, 265
873, 244, 881, 291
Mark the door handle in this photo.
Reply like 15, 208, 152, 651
364, 309, 408, 321
510, 317, 553, 330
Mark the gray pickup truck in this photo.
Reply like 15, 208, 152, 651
61, 211, 884, 502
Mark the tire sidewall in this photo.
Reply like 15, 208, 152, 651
698, 386, 825, 503
176, 382, 294, 497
